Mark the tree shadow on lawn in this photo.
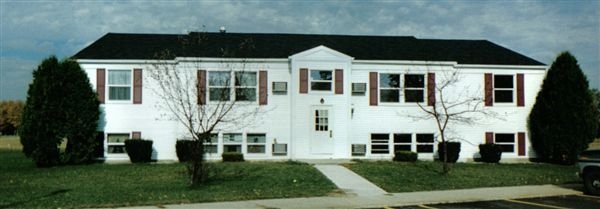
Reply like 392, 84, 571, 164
0, 189, 71, 209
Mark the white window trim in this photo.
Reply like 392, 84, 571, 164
493, 74, 516, 105
378, 73, 427, 104
309, 69, 334, 93
106, 69, 133, 103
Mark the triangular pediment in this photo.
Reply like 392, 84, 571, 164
289, 45, 353, 61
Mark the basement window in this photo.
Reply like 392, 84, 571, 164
371, 133, 390, 154
246, 133, 266, 154
416, 134, 434, 153
223, 133, 242, 153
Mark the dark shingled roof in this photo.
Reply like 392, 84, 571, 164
73, 32, 544, 66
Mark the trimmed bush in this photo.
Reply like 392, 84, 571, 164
437, 141, 461, 163
222, 152, 244, 162
394, 151, 418, 162
124, 139, 153, 163
175, 140, 203, 162
479, 143, 502, 163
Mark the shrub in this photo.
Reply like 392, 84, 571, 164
124, 139, 153, 163
437, 141, 461, 163
393, 151, 418, 162
175, 140, 203, 162
222, 152, 244, 162
478, 143, 502, 163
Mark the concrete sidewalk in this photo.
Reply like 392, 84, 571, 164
120, 185, 582, 209
314, 164, 388, 196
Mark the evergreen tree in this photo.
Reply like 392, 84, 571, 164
20, 56, 100, 167
528, 52, 598, 164
60, 59, 101, 164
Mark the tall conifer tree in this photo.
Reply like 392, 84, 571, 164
528, 52, 598, 164
20, 56, 100, 167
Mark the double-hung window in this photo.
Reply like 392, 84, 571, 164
235, 72, 257, 101
107, 70, 132, 101
379, 73, 401, 103
494, 75, 514, 103
209, 71, 231, 101
246, 133, 266, 154
310, 70, 333, 91
495, 133, 515, 153
404, 74, 425, 102
416, 134, 434, 153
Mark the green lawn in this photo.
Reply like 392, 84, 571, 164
0, 148, 336, 208
346, 161, 580, 193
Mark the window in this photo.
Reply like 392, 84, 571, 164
404, 74, 425, 102
371, 133, 390, 154
416, 134, 434, 153
393, 134, 412, 152
494, 75, 514, 103
315, 110, 329, 131
209, 71, 231, 101
310, 70, 332, 91
495, 133, 515, 153
235, 72, 257, 101
107, 133, 129, 154
379, 73, 400, 102
107, 70, 131, 101
204, 134, 218, 154
246, 133, 266, 154
223, 133, 242, 153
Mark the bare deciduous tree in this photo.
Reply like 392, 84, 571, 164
411, 68, 497, 174
148, 33, 262, 186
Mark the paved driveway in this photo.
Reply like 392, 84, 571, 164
392, 195, 600, 209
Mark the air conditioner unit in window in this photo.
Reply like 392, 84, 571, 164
272, 82, 287, 94
351, 144, 366, 156
272, 143, 287, 155
352, 83, 367, 93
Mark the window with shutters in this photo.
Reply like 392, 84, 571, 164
404, 74, 425, 102
235, 72, 257, 101
379, 73, 401, 103
310, 70, 333, 91
371, 133, 390, 154
494, 133, 515, 153
494, 75, 514, 103
107, 70, 132, 101
416, 134, 434, 153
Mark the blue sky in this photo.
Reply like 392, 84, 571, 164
1, 0, 598, 100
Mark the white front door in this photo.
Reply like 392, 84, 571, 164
310, 106, 334, 154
